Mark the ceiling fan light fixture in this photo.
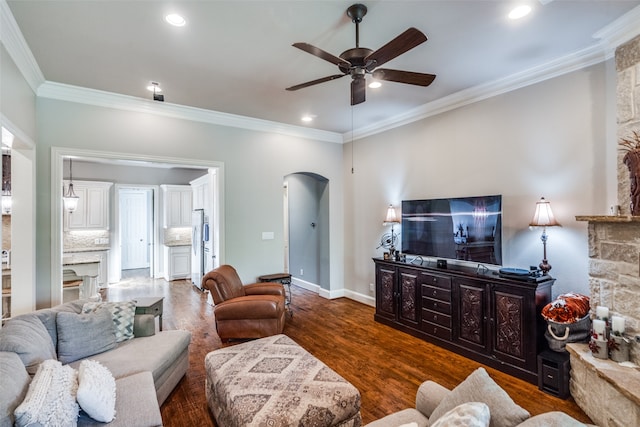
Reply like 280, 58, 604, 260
301, 115, 315, 122
508, 5, 532, 20
146, 82, 162, 92
368, 80, 382, 89
164, 13, 186, 27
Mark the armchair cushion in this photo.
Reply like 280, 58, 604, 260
214, 295, 285, 321
244, 282, 286, 297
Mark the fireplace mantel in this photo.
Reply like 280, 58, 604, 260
575, 215, 640, 223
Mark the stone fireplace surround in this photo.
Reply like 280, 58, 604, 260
566, 34, 640, 427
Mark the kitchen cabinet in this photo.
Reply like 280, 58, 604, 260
373, 258, 554, 384
164, 245, 191, 281
162, 185, 192, 228
64, 180, 112, 230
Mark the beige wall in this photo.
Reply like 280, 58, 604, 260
344, 62, 617, 300
0, 43, 36, 141
36, 98, 344, 308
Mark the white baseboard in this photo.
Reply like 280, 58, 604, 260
291, 278, 375, 307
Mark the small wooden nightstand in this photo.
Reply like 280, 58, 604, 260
134, 296, 164, 331
258, 273, 292, 314
538, 350, 571, 399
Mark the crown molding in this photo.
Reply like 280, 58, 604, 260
37, 82, 343, 144
593, 5, 640, 53
0, 0, 44, 93
346, 43, 609, 142
0, 113, 35, 149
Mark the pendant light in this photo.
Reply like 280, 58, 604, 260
63, 158, 79, 212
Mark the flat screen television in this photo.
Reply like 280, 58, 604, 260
401, 195, 502, 265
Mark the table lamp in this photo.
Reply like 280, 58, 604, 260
383, 204, 401, 256
529, 197, 561, 274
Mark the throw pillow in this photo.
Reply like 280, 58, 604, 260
0, 313, 57, 374
56, 308, 117, 364
13, 359, 79, 427
398, 423, 418, 427
430, 402, 490, 427
0, 352, 31, 427
429, 368, 530, 427
77, 359, 116, 423
83, 300, 136, 342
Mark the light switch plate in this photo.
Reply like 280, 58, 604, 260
262, 232, 274, 240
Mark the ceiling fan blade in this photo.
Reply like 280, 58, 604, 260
286, 74, 346, 91
351, 77, 366, 105
292, 43, 352, 69
372, 69, 436, 86
365, 28, 427, 70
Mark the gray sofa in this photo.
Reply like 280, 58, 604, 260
0, 299, 191, 427
366, 367, 594, 427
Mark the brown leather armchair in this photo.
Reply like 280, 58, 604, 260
202, 265, 286, 341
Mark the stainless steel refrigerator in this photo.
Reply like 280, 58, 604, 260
191, 209, 206, 290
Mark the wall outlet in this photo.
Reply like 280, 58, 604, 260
369, 283, 374, 293
300, 268, 304, 276
94, 238, 101, 244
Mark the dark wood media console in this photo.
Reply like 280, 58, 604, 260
373, 258, 554, 384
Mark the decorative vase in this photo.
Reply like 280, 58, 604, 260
609, 335, 630, 363
623, 150, 640, 215
589, 338, 608, 359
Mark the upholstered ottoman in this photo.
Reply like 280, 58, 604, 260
205, 334, 362, 426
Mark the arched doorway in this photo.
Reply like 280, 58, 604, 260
284, 173, 329, 292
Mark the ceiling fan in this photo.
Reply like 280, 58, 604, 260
286, 3, 436, 106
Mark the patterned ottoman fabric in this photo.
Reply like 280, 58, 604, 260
205, 334, 362, 427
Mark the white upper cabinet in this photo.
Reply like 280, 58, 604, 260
162, 185, 192, 228
64, 180, 112, 230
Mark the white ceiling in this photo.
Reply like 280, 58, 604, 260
6, 0, 640, 136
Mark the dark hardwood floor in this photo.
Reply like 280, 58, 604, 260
102, 275, 592, 426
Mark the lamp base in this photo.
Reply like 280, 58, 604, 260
539, 259, 552, 275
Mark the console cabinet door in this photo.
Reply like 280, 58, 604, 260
398, 268, 419, 327
491, 283, 531, 370
453, 278, 489, 353
375, 264, 396, 321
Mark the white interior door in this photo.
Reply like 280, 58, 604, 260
120, 189, 149, 270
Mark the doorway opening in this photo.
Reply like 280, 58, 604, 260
118, 187, 155, 281
284, 172, 330, 293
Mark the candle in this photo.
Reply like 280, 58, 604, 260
596, 306, 609, 320
592, 319, 606, 340
611, 316, 625, 334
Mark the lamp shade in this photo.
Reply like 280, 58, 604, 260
383, 204, 400, 224
530, 197, 560, 227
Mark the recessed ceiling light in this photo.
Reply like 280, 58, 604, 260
368, 80, 382, 89
165, 13, 186, 27
301, 115, 316, 122
508, 5, 532, 20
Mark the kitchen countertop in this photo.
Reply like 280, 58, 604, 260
164, 242, 191, 247
63, 248, 110, 253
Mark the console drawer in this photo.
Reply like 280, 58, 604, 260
422, 297, 451, 315
422, 321, 452, 340
422, 308, 451, 327
419, 273, 451, 289
422, 284, 451, 302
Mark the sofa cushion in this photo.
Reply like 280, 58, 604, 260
364, 409, 428, 427
430, 402, 490, 427
13, 359, 79, 427
77, 371, 162, 427
0, 313, 56, 374
56, 308, 117, 364
68, 330, 191, 383
429, 367, 530, 427
33, 299, 87, 347
77, 360, 116, 423
82, 301, 136, 343
0, 352, 31, 427
517, 412, 590, 427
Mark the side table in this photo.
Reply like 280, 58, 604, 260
537, 350, 571, 399
258, 273, 292, 315
134, 296, 164, 331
